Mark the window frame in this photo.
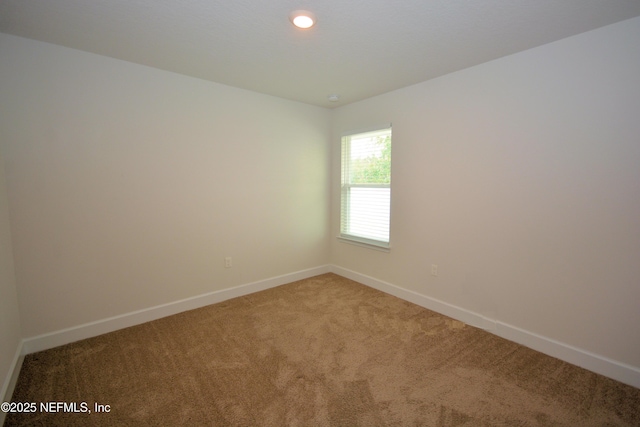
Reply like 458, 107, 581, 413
339, 125, 392, 251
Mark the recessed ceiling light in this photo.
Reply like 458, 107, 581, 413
290, 10, 316, 29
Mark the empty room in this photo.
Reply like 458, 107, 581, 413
1, 1, 640, 425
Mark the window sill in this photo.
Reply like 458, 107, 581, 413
337, 235, 391, 252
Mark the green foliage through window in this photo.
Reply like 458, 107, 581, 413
349, 135, 391, 184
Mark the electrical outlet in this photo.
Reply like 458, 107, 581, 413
431, 264, 438, 277
225, 257, 232, 268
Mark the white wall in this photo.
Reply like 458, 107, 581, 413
0, 34, 331, 338
331, 17, 640, 369
0, 146, 21, 400
1, 15, 639, 387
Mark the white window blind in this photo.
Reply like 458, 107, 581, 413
340, 127, 392, 249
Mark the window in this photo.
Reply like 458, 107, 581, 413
340, 126, 392, 249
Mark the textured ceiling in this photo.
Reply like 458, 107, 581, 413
1, 0, 640, 108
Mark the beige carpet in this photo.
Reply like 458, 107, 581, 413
5, 273, 640, 426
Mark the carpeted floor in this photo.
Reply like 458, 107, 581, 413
4, 273, 640, 426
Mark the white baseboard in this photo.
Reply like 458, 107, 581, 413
1, 340, 24, 425
492, 321, 640, 390
14, 264, 640, 391
330, 265, 640, 389
22, 265, 331, 355
330, 265, 489, 327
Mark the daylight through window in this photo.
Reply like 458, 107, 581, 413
340, 127, 392, 249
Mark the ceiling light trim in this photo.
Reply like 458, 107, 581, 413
290, 10, 316, 29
